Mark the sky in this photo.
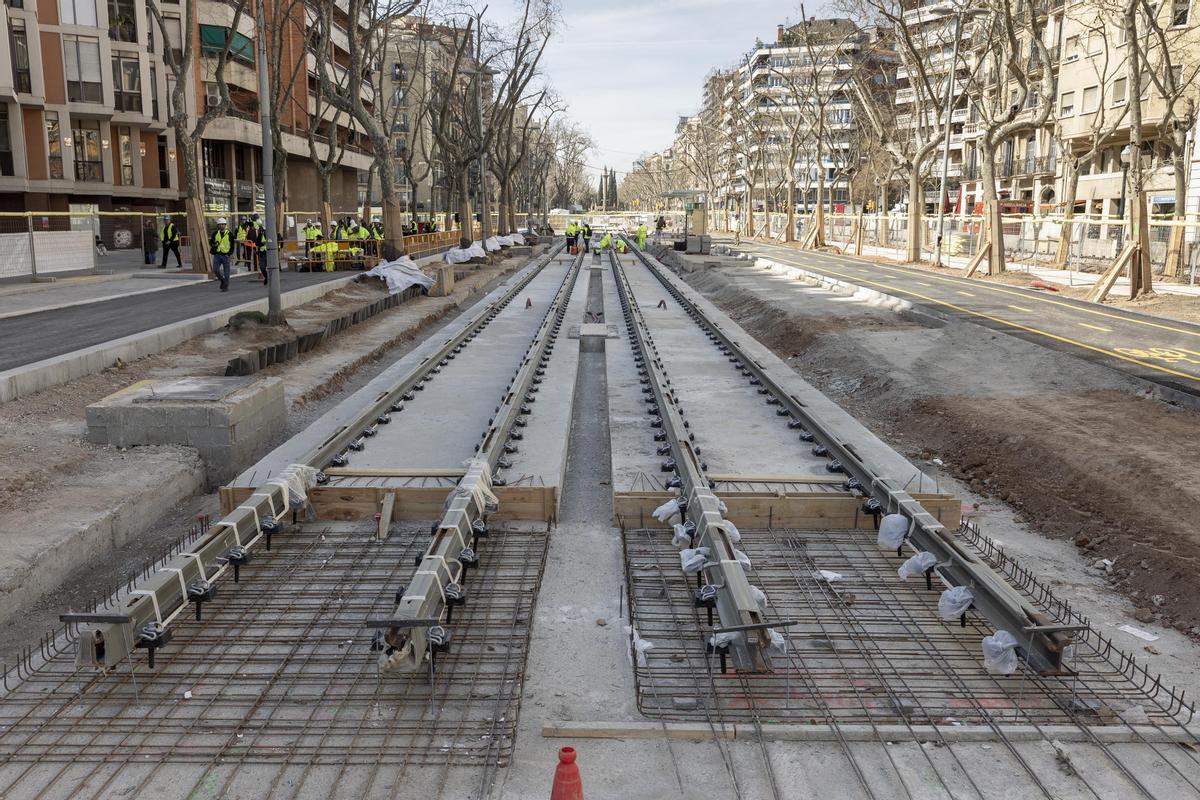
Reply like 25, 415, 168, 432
488, 0, 831, 181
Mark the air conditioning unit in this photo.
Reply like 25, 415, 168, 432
205, 85, 221, 108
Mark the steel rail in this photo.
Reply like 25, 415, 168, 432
608, 249, 774, 671
376, 247, 584, 672
68, 242, 567, 671
622, 238, 1070, 673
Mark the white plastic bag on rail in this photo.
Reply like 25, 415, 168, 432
456, 458, 499, 512
718, 499, 728, 514
270, 463, 319, 511
897, 551, 938, 580
680, 547, 710, 574
981, 630, 1020, 675
733, 549, 752, 570
671, 523, 691, 549
628, 625, 654, 668
721, 519, 741, 543
750, 585, 768, 611
877, 513, 908, 550
938, 586, 974, 620
708, 631, 743, 650
653, 498, 682, 524
766, 629, 787, 657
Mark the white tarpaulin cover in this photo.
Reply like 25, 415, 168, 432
483, 236, 502, 252
443, 242, 488, 264
364, 256, 434, 295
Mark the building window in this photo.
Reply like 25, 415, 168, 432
202, 139, 226, 178
112, 53, 142, 112
1059, 90, 1074, 115
9, 19, 30, 93
72, 119, 103, 181
1173, 0, 1190, 25
164, 16, 183, 66
1081, 85, 1099, 113
1111, 77, 1127, 105
157, 135, 169, 187
108, 0, 137, 42
46, 111, 64, 178
117, 126, 134, 184
58, 0, 97, 25
64, 35, 103, 102
0, 106, 12, 176
150, 64, 159, 119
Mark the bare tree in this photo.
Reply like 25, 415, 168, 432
312, 0, 422, 257
305, 51, 351, 234
148, 0, 248, 274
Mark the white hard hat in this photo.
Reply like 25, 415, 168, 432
216, 217, 227, 224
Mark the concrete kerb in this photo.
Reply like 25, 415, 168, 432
542, 720, 1200, 744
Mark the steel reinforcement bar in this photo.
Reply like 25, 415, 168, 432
67, 241, 568, 671
623, 238, 1071, 674
609, 249, 776, 672
374, 246, 585, 672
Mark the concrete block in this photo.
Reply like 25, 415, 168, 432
86, 375, 285, 486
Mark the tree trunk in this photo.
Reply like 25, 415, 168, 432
361, 163, 376, 225
978, 145, 1006, 275
1165, 148, 1187, 277
761, 164, 770, 239
1054, 159, 1080, 266
906, 169, 922, 263
373, 149, 407, 257
179, 139, 210, 275
457, 167, 474, 249
785, 175, 796, 243
814, 167, 826, 248
319, 173, 334, 235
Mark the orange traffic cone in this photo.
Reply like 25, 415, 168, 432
550, 747, 583, 800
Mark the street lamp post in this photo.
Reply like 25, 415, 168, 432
255, 0, 282, 324
933, 11, 964, 268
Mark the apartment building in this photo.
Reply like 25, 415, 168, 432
1054, 0, 1199, 222
0, 0, 366, 235
954, 0, 1065, 215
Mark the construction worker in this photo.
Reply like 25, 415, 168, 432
303, 220, 320, 256
312, 233, 338, 272
235, 217, 249, 265
636, 222, 648, 249
564, 220, 577, 250
615, 237, 628, 254
598, 231, 613, 251
209, 217, 233, 291
245, 220, 267, 285
159, 215, 182, 269
355, 218, 372, 256
582, 221, 593, 253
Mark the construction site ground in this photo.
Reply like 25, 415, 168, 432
659, 245, 1200, 655
0, 254, 529, 664
2, 242, 1199, 799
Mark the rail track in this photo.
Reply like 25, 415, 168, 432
0, 237, 1196, 799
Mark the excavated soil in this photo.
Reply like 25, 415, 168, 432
669, 256, 1200, 634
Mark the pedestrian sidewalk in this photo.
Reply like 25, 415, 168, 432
0, 271, 227, 320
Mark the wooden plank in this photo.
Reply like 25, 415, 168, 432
613, 491, 960, 531
223, 483, 556, 523
1086, 243, 1135, 303
962, 241, 990, 278
377, 492, 395, 539
324, 467, 467, 478
708, 473, 844, 484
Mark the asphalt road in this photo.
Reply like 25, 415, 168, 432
0, 271, 345, 371
737, 239, 1200, 400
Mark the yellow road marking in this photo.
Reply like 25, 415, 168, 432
1078, 322, 1112, 332
759, 252, 1200, 384
756, 241, 1200, 339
